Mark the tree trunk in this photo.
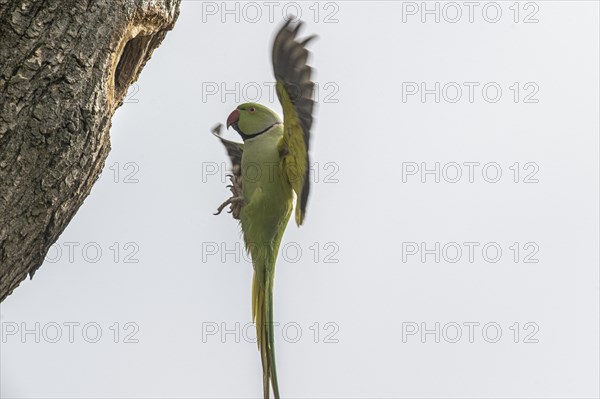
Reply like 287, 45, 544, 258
0, 0, 181, 301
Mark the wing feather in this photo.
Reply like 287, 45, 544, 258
272, 20, 316, 225
211, 124, 244, 218
211, 123, 243, 173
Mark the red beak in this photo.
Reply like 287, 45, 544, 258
226, 109, 240, 129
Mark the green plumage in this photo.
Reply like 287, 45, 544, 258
243, 125, 293, 398
212, 20, 316, 399
243, 123, 293, 398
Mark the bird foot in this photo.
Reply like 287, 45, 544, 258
214, 170, 244, 219
214, 196, 244, 217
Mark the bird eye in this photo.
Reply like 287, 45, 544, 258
249, 107, 256, 113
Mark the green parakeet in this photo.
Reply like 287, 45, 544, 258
211, 20, 316, 399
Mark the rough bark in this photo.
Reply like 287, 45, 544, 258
0, 0, 181, 301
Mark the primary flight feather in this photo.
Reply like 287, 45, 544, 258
211, 20, 316, 399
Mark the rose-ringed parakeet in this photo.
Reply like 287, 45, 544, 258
211, 20, 316, 399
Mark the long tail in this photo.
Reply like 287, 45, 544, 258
252, 268, 280, 399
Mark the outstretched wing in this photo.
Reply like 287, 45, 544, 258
211, 123, 243, 176
272, 20, 316, 226
212, 124, 244, 219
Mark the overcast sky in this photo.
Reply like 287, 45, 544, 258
1, 1, 599, 398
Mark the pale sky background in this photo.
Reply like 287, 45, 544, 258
1, 1, 599, 398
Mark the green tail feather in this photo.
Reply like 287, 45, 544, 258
252, 258, 280, 399
247, 203, 291, 398
266, 275, 280, 398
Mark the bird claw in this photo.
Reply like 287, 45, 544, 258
214, 172, 244, 219
214, 196, 244, 217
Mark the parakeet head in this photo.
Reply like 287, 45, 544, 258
226, 103, 282, 140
